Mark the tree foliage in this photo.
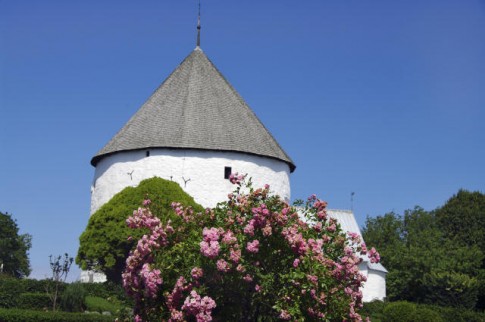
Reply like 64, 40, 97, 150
435, 189, 485, 251
0, 211, 32, 278
435, 189, 485, 309
76, 177, 203, 283
363, 202, 484, 309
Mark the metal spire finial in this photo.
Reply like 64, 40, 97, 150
196, 0, 201, 47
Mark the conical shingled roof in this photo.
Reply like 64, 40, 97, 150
91, 47, 295, 172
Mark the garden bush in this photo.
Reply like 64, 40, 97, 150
377, 302, 485, 322
0, 275, 67, 309
122, 175, 381, 321
361, 300, 386, 321
0, 308, 113, 322
362, 300, 386, 314
413, 307, 443, 322
0, 275, 21, 308
22, 278, 64, 294
382, 301, 416, 322
419, 304, 485, 322
84, 295, 121, 314
60, 282, 86, 312
82, 281, 129, 303
17, 293, 51, 310
77, 177, 204, 283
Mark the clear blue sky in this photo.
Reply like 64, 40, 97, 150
1, 1, 484, 281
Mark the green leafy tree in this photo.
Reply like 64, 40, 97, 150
363, 207, 483, 308
435, 190, 485, 249
435, 189, 485, 309
0, 211, 32, 278
77, 177, 203, 283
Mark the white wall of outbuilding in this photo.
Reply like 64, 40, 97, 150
361, 267, 387, 302
358, 261, 387, 302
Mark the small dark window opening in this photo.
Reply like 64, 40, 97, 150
146, 150, 150, 157
224, 166, 232, 179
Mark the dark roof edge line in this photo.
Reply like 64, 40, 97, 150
91, 146, 296, 172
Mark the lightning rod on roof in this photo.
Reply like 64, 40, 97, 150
196, 0, 201, 47
351, 192, 355, 212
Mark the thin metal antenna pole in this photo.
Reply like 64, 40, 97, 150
196, 0, 201, 47
351, 192, 355, 212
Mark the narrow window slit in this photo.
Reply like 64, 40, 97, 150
224, 166, 232, 179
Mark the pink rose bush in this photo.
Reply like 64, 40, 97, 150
122, 176, 379, 321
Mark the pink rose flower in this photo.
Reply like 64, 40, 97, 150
216, 259, 230, 272
246, 240, 260, 253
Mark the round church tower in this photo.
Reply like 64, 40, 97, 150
90, 46, 295, 214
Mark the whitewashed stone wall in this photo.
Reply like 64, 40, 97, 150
91, 149, 291, 215
361, 268, 387, 302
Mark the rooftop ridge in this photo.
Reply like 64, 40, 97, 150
327, 209, 354, 214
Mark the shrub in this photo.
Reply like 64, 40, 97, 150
449, 309, 485, 322
123, 176, 380, 321
17, 293, 51, 310
22, 278, 63, 294
82, 281, 129, 302
383, 301, 416, 322
60, 282, 86, 312
413, 307, 443, 322
380, 302, 485, 322
0, 276, 69, 310
362, 300, 386, 314
84, 295, 121, 314
422, 304, 485, 322
77, 177, 204, 283
0, 308, 113, 322
361, 300, 386, 321
0, 275, 21, 308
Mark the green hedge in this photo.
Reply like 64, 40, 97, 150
84, 296, 121, 314
17, 293, 51, 310
414, 307, 443, 322
0, 277, 20, 308
365, 301, 485, 322
82, 282, 128, 302
419, 304, 485, 322
60, 283, 86, 312
0, 308, 113, 322
22, 279, 64, 294
382, 301, 416, 322
0, 275, 66, 309
361, 300, 386, 321
0, 275, 66, 294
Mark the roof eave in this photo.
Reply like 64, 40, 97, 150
91, 147, 296, 172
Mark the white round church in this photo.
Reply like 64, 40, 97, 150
84, 42, 386, 301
